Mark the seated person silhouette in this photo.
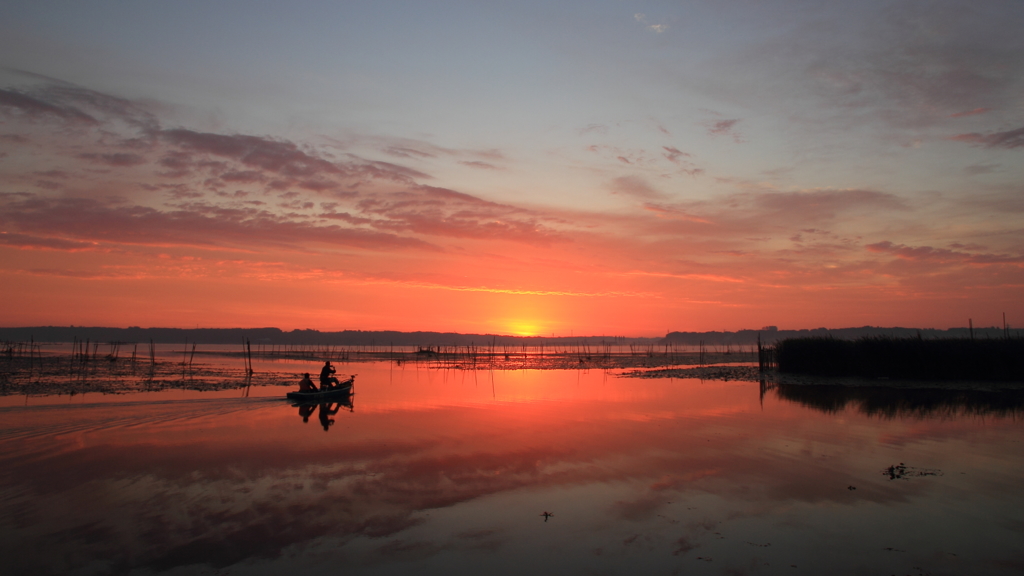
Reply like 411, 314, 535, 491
299, 373, 318, 393
319, 361, 341, 389
298, 403, 316, 423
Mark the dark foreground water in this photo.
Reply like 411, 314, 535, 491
1, 363, 1022, 575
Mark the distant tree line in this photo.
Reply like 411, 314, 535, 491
0, 326, 656, 346
1, 324, 1014, 346
659, 325, 1016, 345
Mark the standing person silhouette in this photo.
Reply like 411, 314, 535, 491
319, 361, 340, 390
318, 402, 340, 431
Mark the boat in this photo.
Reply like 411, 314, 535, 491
285, 376, 355, 401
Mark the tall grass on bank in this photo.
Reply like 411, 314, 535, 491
776, 336, 1024, 381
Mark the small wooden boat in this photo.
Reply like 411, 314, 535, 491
286, 376, 355, 401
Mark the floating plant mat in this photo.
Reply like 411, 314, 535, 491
622, 365, 762, 381
0, 355, 296, 396
883, 463, 943, 480
1, 349, 760, 397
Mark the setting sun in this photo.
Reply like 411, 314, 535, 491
507, 321, 543, 337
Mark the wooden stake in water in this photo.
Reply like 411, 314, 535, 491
246, 338, 253, 375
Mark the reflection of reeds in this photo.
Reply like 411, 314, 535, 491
775, 383, 1024, 420
243, 338, 254, 375
756, 333, 778, 372
105, 341, 121, 362
777, 336, 1024, 381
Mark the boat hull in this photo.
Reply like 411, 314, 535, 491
286, 377, 354, 401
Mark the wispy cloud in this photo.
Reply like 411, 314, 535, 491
356, 186, 566, 245
610, 176, 662, 200
77, 152, 147, 167
950, 126, 1024, 149
662, 146, 689, 164
866, 241, 1024, 264
0, 88, 97, 124
161, 129, 345, 179
458, 160, 499, 170
949, 107, 990, 118
0, 231, 98, 251
633, 13, 667, 33
963, 163, 1000, 175
703, 119, 742, 142
0, 194, 437, 253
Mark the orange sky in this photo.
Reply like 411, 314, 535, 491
1, 112, 1021, 334
2, 3, 1023, 335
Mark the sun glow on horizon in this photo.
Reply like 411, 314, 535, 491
506, 321, 544, 337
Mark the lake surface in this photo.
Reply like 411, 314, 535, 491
1, 362, 1022, 575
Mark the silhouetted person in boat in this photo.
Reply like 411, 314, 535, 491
320, 361, 341, 390
299, 373, 318, 393
318, 402, 340, 431
298, 403, 316, 423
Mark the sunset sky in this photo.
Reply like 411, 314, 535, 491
1, 0, 1022, 335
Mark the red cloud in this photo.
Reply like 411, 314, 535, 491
662, 146, 690, 163
949, 107, 990, 118
458, 160, 498, 170
0, 194, 436, 253
161, 129, 344, 179
703, 119, 742, 142
354, 186, 566, 245
77, 153, 147, 167
950, 126, 1024, 149
866, 241, 1024, 264
0, 231, 97, 251
610, 176, 662, 200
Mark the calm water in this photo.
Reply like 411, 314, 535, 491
1, 363, 1022, 575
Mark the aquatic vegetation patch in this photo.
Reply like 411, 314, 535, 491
883, 463, 943, 480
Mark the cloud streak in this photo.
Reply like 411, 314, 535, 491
0, 194, 436, 253
0, 88, 98, 124
950, 126, 1024, 149
866, 241, 1024, 265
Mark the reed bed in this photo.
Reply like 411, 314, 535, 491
1, 339, 757, 397
775, 336, 1024, 381
0, 352, 290, 397
190, 341, 756, 371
